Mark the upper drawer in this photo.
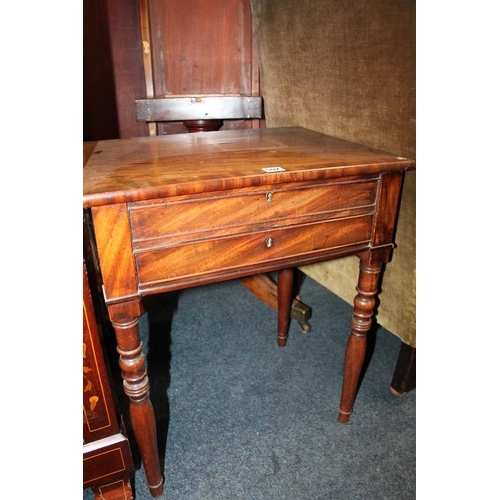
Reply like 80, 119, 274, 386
129, 179, 378, 250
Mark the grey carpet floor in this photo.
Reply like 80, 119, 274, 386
84, 276, 415, 499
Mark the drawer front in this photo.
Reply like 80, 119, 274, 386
135, 215, 373, 288
83, 435, 134, 488
129, 180, 378, 250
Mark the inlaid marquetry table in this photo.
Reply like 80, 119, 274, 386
83, 126, 415, 497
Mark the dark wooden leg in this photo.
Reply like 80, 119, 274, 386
277, 268, 294, 347
239, 272, 312, 334
338, 250, 385, 423
111, 315, 164, 497
390, 341, 416, 396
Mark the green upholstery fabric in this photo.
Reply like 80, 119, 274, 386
251, 0, 416, 346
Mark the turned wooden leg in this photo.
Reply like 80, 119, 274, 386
112, 316, 164, 497
239, 272, 312, 335
277, 268, 294, 347
338, 251, 385, 423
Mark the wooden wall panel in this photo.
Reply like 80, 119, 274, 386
148, 0, 255, 96
83, 0, 120, 141
106, 0, 150, 138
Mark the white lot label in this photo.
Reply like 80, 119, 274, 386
262, 166, 286, 172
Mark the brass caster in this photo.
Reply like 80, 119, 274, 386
298, 321, 311, 334
291, 300, 312, 334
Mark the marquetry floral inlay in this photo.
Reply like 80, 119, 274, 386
83, 342, 100, 411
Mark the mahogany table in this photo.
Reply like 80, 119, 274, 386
83, 126, 415, 497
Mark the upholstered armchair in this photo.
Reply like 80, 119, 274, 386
250, 0, 416, 393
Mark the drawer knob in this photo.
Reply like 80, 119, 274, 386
266, 237, 273, 248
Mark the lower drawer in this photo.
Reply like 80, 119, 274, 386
135, 215, 373, 288
83, 433, 134, 489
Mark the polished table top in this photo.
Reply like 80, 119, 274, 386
83, 126, 415, 208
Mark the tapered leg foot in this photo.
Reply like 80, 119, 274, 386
338, 250, 385, 423
277, 268, 294, 346
239, 272, 312, 335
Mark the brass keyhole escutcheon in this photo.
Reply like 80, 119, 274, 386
266, 192, 272, 202
266, 237, 273, 248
